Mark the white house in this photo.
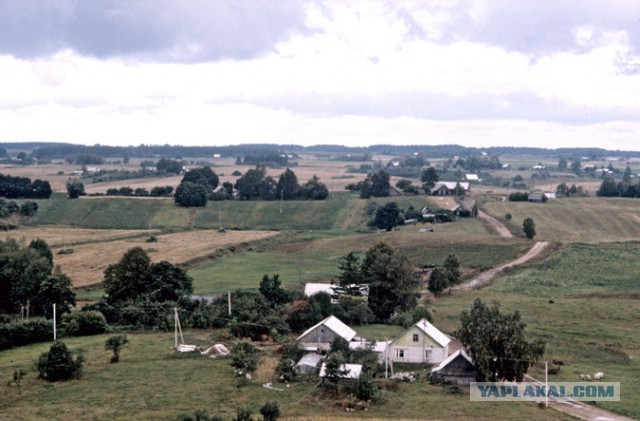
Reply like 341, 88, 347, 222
388, 318, 451, 364
296, 315, 357, 352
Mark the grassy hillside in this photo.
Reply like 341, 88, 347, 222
0, 332, 570, 420
480, 197, 640, 243
28, 193, 457, 231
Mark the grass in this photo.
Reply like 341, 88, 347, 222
480, 197, 640, 243
0, 331, 571, 420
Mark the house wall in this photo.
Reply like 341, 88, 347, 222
389, 327, 448, 363
298, 326, 340, 349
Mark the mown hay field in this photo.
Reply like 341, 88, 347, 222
0, 227, 278, 288
480, 197, 640, 243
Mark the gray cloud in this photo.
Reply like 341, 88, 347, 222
0, 0, 305, 61
462, 1, 640, 54
252, 90, 638, 125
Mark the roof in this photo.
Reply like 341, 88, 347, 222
319, 363, 362, 379
431, 349, 473, 373
296, 315, 357, 342
413, 318, 451, 348
349, 340, 390, 353
296, 353, 323, 367
432, 181, 470, 191
465, 174, 479, 181
304, 283, 334, 296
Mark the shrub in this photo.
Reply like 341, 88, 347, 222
105, 334, 129, 363
232, 407, 253, 421
0, 319, 52, 350
260, 401, 280, 421
60, 311, 109, 337
35, 340, 83, 382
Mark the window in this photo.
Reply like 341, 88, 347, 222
425, 349, 432, 359
396, 349, 405, 358
412, 333, 419, 342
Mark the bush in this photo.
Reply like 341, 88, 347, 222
35, 340, 83, 382
0, 319, 52, 350
60, 311, 109, 337
260, 401, 280, 421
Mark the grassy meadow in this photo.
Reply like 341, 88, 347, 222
0, 332, 572, 420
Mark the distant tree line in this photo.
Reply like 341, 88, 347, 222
104, 186, 174, 197
236, 153, 293, 167
0, 174, 52, 199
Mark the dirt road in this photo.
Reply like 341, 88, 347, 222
523, 375, 634, 421
477, 210, 513, 238
455, 241, 549, 290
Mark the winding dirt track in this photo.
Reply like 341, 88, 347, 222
455, 241, 549, 290
477, 210, 513, 238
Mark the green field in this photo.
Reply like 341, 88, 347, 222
480, 197, 640, 243
0, 332, 571, 420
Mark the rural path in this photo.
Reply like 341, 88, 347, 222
477, 210, 513, 238
455, 241, 550, 290
523, 374, 634, 421
340, 200, 365, 230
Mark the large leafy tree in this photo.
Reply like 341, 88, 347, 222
276, 168, 299, 200
66, 178, 85, 199
372, 202, 404, 231
34, 267, 76, 319
299, 175, 329, 200
361, 242, 419, 322
457, 299, 545, 382
104, 247, 152, 303
259, 274, 289, 308
420, 166, 439, 189
174, 181, 208, 207
181, 166, 219, 191
428, 267, 448, 297
443, 254, 461, 288
103, 247, 192, 304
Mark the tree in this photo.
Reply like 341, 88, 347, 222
174, 181, 208, 207
428, 267, 448, 297
456, 299, 545, 381
557, 157, 568, 170
103, 247, 151, 303
34, 267, 76, 320
276, 168, 299, 200
361, 242, 419, 321
522, 217, 536, 239
323, 353, 349, 391
259, 274, 289, 308
29, 238, 53, 266
231, 342, 258, 373
260, 401, 280, 421
299, 175, 329, 200
66, 178, 85, 199
336, 252, 363, 287
181, 167, 219, 191
105, 334, 129, 363
146, 261, 193, 302
420, 166, 439, 189
156, 158, 184, 174
372, 202, 403, 231
597, 176, 619, 197
443, 254, 461, 288
36, 340, 84, 382
19, 201, 38, 217
369, 170, 390, 197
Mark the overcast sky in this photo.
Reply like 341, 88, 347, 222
1, 0, 639, 150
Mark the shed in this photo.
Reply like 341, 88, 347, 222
349, 340, 390, 363
319, 363, 362, 385
429, 349, 476, 385
296, 353, 323, 374
296, 315, 357, 352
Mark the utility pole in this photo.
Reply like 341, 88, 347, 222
53, 304, 56, 341
545, 360, 549, 408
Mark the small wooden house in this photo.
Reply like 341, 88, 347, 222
430, 349, 476, 385
296, 315, 357, 352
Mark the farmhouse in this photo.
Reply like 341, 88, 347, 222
429, 349, 476, 385
430, 181, 470, 196
388, 318, 450, 364
296, 315, 357, 352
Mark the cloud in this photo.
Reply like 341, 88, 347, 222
0, 0, 305, 61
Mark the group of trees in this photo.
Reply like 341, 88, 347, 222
556, 183, 587, 197
235, 166, 328, 201
345, 170, 391, 198
0, 174, 52, 199
427, 254, 461, 297
0, 238, 76, 320
237, 153, 291, 167
105, 185, 174, 197
174, 167, 220, 207
0, 198, 38, 218
597, 176, 640, 198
